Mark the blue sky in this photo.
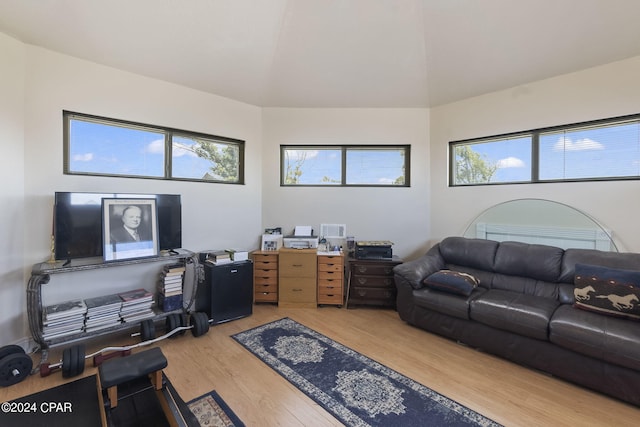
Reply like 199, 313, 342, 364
283, 148, 406, 184
70, 117, 639, 184
69, 120, 217, 179
467, 122, 640, 182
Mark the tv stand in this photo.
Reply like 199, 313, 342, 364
27, 249, 197, 359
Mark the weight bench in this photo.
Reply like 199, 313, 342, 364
98, 346, 167, 409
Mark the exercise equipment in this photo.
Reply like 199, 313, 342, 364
39, 311, 211, 379
0, 345, 33, 387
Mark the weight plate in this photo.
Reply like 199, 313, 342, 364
140, 319, 155, 341
0, 353, 33, 386
64, 346, 78, 378
0, 344, 25, 361
61, 348, 72, 377
166, 314, 179, 338
190, 312, 210, 338
74, 344, 86, 377
177, 313, 188, 336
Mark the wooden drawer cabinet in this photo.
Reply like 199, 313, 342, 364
252, 251, 278, 303
347, 257, 402, 308
317, 254, 344, 306
278, 248, 317, 308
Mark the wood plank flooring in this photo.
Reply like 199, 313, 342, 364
2, 304, 639, 426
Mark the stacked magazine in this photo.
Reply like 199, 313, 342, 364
84, 294, 123, 333
42, 299, 87, 341
119, 288, 155, 323
158, 263, 185, 312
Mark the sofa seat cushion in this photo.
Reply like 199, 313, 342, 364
470, 290, 560, 341
413, 286, 486, 320
550, 304, 640, 371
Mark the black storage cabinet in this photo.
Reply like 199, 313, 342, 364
195, 260, 253, 324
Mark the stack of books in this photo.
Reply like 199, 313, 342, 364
119, 288, 155, 323
84, 294, 123, 333
42, 299, 87, 341
158, 263, 185, 312
225, 248, 249, 262
204, 250, 232, 265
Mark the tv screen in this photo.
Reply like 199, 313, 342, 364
54, 192, 182, 261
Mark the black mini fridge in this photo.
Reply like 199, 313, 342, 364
195, 260, 253, 324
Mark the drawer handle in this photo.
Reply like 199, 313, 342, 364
292, 264, 303, 267
292, 288, 303, 292
357, 266, 368, 273
357, 278, 367, 285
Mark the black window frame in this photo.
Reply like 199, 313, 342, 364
63, 110, 245, 184
280, 144, 411, 187
449, 113, 640, 187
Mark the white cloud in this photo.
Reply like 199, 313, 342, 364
553, 137, 604, 151
72, 153, 94, 162
286, 150, 319, 161
146, 139, 165, 154
496, 156, 525, 168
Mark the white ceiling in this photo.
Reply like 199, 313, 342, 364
2, 0, 640, 108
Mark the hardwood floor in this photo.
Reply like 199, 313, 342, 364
2, 304, 639, 426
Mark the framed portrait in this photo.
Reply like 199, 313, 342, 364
102, 198, 159, 262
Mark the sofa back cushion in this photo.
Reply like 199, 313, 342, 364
560, 248, 640, 283
439, 237, 498, 272
493, 241, 563, 282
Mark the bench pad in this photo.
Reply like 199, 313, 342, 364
99, 347, 167, 389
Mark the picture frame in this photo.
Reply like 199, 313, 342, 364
261, 234, 283, 251
102, 198, 159, 262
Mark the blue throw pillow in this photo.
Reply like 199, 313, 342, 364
423, 270, 480, 296
574, 263, 640, 320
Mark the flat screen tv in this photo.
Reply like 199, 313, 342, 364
54, 192, 182, 261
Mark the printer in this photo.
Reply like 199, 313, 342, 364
283, 225, 319, 249
355, 240, 393, 259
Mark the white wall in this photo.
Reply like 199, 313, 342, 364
262, 108, 430, 259
5, 32, 640, 348
430, 56, 640, 252
0, 33, 27, 347
3, 41, 263, 346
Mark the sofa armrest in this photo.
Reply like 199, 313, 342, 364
393, 248, 445, 290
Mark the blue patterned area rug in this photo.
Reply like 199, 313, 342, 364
232, 318, 502, 427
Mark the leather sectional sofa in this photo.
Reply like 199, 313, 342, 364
393, 236, 640, 406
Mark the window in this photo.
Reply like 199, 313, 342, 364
281, 145, 410, 186
450, 114, 640, 186
64, 111, 244, 184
